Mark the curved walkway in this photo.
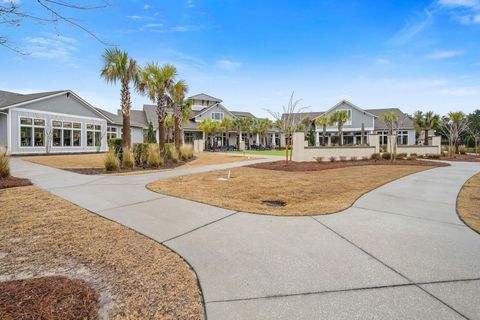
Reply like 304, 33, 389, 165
10, 158, 480, 320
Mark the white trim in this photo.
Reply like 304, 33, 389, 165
18, 116, 47, 149
14, 107, 106, 121
7, 111, 12, 152
194, 103, 236, 120
311, 100, 377, 121
315, 127, 374, 132
51, 119, 83, 148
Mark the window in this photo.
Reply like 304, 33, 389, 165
107, 126, 117, 140
377, 130, 389, 145
20, 117, 45, 147
397, 130, 408, 145
51, 121, 81, 147
211, 112, 224, 121
87, 123, 102, 147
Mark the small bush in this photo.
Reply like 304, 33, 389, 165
108, 138, 123, 160
164, 143, 179, 163
362, 156, 369, 161
381, 152, 391, 160
122, 147, 134, 169
350, 156, 357, 161
132, 143, 149, 167
396, 153, 407, 159
339, 156, 347, 162
104, 151, 120, 172
459, 146, 467, 155
427, 153, 440, 159
371, 153, 381, 160
315, 156, 324, 163
380, 145, 387, 152
179, 144, 194, 161
409, 153, 417, 160
147, 144, 163, 168
0, 147, 10, 178
329, 156, 336, 162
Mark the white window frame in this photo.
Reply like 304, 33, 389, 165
211, 112, 224, 121
397, 130, 409, 145
107, 126, 118, 140
19, 116, 46, 148
86, 123, 103, 147
51, 120, 82, 148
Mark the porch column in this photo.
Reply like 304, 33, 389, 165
316, 131, 320, 146
272, 132, 276, 147
256, 133, 259, 145
327, 135, 331, 146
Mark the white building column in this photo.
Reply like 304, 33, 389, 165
256, 133, 260, 145
272, 132, 276, 147
315, 131, 320, 146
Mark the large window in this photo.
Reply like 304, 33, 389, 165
211, 112, 224, 121
107, 126, 118, 140
87, 124, 102, 147
20, 117, 45, 147
52, 120, 81, 147
397, 130, 408, 145
377, 130, 389, 145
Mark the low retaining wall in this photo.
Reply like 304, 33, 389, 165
396, 145, 439, 156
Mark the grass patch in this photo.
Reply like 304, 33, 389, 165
0, 186, 202, 319
457, 172, 480, 233
147, 164, 438, 216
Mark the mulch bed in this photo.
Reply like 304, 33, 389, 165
0, 177, 32, 189
0, 276, 99, 320
439, 154, 480, 162
249, 159, 449, 172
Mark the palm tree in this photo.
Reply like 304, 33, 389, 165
413, 111, 440, 146
169, 79, 189, 150
165, 114, 175, 143
233, 117, 245, 150
258, 118, 273, 146
329, 110, 350, 146
380, 111, 400, 160
242, 117, 254, 149
100, 48, 138, 148
137, 63, 177, 153
449, 111, 467, 154
220, 117, 234, 149
315, 114, 329, 146
199, 118, 219, 151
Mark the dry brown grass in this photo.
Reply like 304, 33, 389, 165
23, 152, 250, 175
0, 186, 202, 319
148, 165, 435, 216
457, 172, 480, 233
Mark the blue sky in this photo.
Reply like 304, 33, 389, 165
2, 0, 480, 117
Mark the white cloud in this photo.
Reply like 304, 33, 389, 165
438, 87, 480, 96
144, 23, 164, 28
143, 4, 153, 10
438, 0, 479, 8
216, 59, 241, 71
23, 35, 77, 60
390, 9, 434, 45
375, 58, 392, 65
456, 13, 480, 23
127, 15, 144, 20
427, 50, 464, 59
187, 0, 195, 8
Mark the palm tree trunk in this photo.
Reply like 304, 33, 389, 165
424, 129, 429, 146
174, 116, 181, 150
157, 98, 166, 154
339, 125, 343, 146
121, 79, 131, 148
323, 125, 326, 146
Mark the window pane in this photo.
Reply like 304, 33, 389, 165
87, 131, 94, 146
73, 122, 81, 129
34, 119, 45, 126
20, 117, 32, 125
34, 127, 45, 146
53, 121, 62, 128
73, 130, 81, 146
53, 129, 62, 146
86, 124, 94, 130
63, 129, 72, 146
63, 122, 72, 128
95, 125, 101, 131
94, 131, 101, 147
20, 126, 32, 146
111, 127, 117, 132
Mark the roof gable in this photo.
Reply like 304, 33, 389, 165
188, 93, 222, 102
313, 100, 376, 121
193, 103, 236, 120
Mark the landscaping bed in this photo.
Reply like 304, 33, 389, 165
0, 276, 99, 320
0, 176, 32, 189
440, 154, 480, 162
0, 186, 203, 319
457, 172, 480, 233
248, 159, 448, 172
147, 163, 443, 216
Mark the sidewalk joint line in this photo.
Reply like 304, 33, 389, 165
97, 196, 169, 212
162, 211, 239, 244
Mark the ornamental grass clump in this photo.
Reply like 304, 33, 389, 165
104, 151, 120, 172
165, 144, 179, 163
147, 144, 163, 168
0, 147, 10, 178
122, 147, 134, 169
179, 144, 194, 161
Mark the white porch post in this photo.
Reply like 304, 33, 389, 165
316, 131, 320, 146
327, 135, 331, 146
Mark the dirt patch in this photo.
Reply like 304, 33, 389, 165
249, 159, 448, 172
0, 275, 99, 320
147, 165, 438, 216
457, 172, 480, 233
0, 186, 202, 319
440, 154, 480, 162
0, 177, 32, 189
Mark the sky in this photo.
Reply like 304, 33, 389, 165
1, 0, 480, 118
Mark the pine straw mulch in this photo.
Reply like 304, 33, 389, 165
439, 154, 480, 162
0, 186, 203, 320
0, 177, 32, 189
147, 164, 441, 216
248, 159, 448, 172
457, 172, 480, 234
0, 276, 99, 320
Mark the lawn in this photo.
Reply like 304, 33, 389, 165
457, 172, 480, 233
0, 186, 202, 319
230, 150, 291, 157
23, 152, 251, 174
147, 162, 441, 216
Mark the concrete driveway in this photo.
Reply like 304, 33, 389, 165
10, 158, 480, 320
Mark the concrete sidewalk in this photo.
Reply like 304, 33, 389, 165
10, 158, 480, 320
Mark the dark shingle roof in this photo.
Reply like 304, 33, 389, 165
365, 108, 414, 130
231, 111, 256, 118
188, 93, 222, 102
281, 112, 323, 124
95, 107, 147, 128
0, 90, 66, 109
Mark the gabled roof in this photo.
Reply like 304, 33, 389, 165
231, 111, 256, 118
95, 107, 147, 128
193, 102, 236, 119
188, 93, 222, 103
0, 90, 66, 109
312, 100, 377, 120
365, 108, 414, 130
282, 112, 324, 123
